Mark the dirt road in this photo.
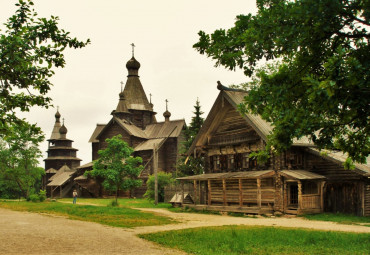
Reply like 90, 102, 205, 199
1, 207, 369, 255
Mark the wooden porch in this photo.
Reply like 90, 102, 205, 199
178, 170, 276, 214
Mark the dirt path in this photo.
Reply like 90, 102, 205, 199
1, 207, 369, 255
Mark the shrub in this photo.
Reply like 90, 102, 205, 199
29, 194, 39, 202
144, 172, 174, 202
39, 190, 46, 202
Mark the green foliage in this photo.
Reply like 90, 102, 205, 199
38, 189, 46, 202
177, 98, 205, 176
144, 171, 174, 202
0, 0, 90, 134
28, 193, 39, 202
85, 135, 144, 203
0, 122, 44, 199
140, 225, 370, 255
0, 201, 175, 228
194, 0, 369, 164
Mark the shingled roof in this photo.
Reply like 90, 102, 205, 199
188, 89, 314, 155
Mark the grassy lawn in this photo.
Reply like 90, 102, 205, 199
0, 201, 175, 228
57, 197, 172, 208
301, 213, 370, 227
139, 225, 370, 255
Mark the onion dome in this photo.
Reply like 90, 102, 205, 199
126, 57, 141, 70
163, 110, 171, 118
126, 57, 140, 76
55, 110, 61, 121
59, 124, 67, 135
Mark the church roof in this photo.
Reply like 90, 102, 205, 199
48, 164, 75, 182
134, 138, 165, 151
49, 111, 61, 140
122, 57, 153, 112
90, 118, 185, 143
144, 119, 185, 138
47, 170, 76, 186
89, 124, 106, 143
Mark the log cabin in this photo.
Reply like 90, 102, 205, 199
179, 85, 370, 216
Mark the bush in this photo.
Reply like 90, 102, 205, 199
39, 190, 46, 202
144, 172, 174, 202
29, 194, 39, 202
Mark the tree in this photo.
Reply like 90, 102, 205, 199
178, 98, 205, 176
86, 135, 144, 204
0, 0, 90, 134
194, 0, 369, 165
0, 122, 44, 198
144, 171, 173, 202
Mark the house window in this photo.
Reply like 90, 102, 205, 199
211, 156, 220, 171
220, 155, 228, 170
242, 153, 249, 169
234, 154, 243, 170
228, 155, 234, 170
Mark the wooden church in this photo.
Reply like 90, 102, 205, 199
43, 110, 82, 198
75, 54, 185, 197
178, 84, 370, 216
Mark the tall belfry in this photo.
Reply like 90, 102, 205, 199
44, 111, 81, 171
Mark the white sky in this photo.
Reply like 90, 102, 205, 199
1, 0, 257, 166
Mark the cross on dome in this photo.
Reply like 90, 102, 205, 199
130, 43, 135, 57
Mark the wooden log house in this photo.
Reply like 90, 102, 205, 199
179, 85, 370, 216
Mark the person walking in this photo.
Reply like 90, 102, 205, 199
73, 189, 78, 204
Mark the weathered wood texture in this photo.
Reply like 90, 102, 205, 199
365, 185, 370, 216
306, 153, 362, 181
324, 182, 363, 215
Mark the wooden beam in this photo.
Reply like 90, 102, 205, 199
283, 181, 287, 212
257, 178, 261, 208
194, 180, 197, 205
181, 180, 184, 204
207, 180, 211, 205
239, 178, 243, 207
320, 181, 325, 213
154, 143, 158, 205
222, 179, 227, 206
298, 181, 302, 210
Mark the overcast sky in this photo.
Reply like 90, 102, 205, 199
1, 0, 257, 165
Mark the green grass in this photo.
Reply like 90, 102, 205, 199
0, 201, 175, 228
58, 197, 172, 208
301, 213, 370, 226
140, 225, 370, 255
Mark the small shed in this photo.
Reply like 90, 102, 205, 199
170, 192, 193, 207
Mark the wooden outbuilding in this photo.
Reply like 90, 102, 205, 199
179, 85, 370, 216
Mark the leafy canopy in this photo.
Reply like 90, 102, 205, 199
0, 0, 90, 134
86, 135, 144, 202
194, 0, 369, 164
0, 122, 44, 198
